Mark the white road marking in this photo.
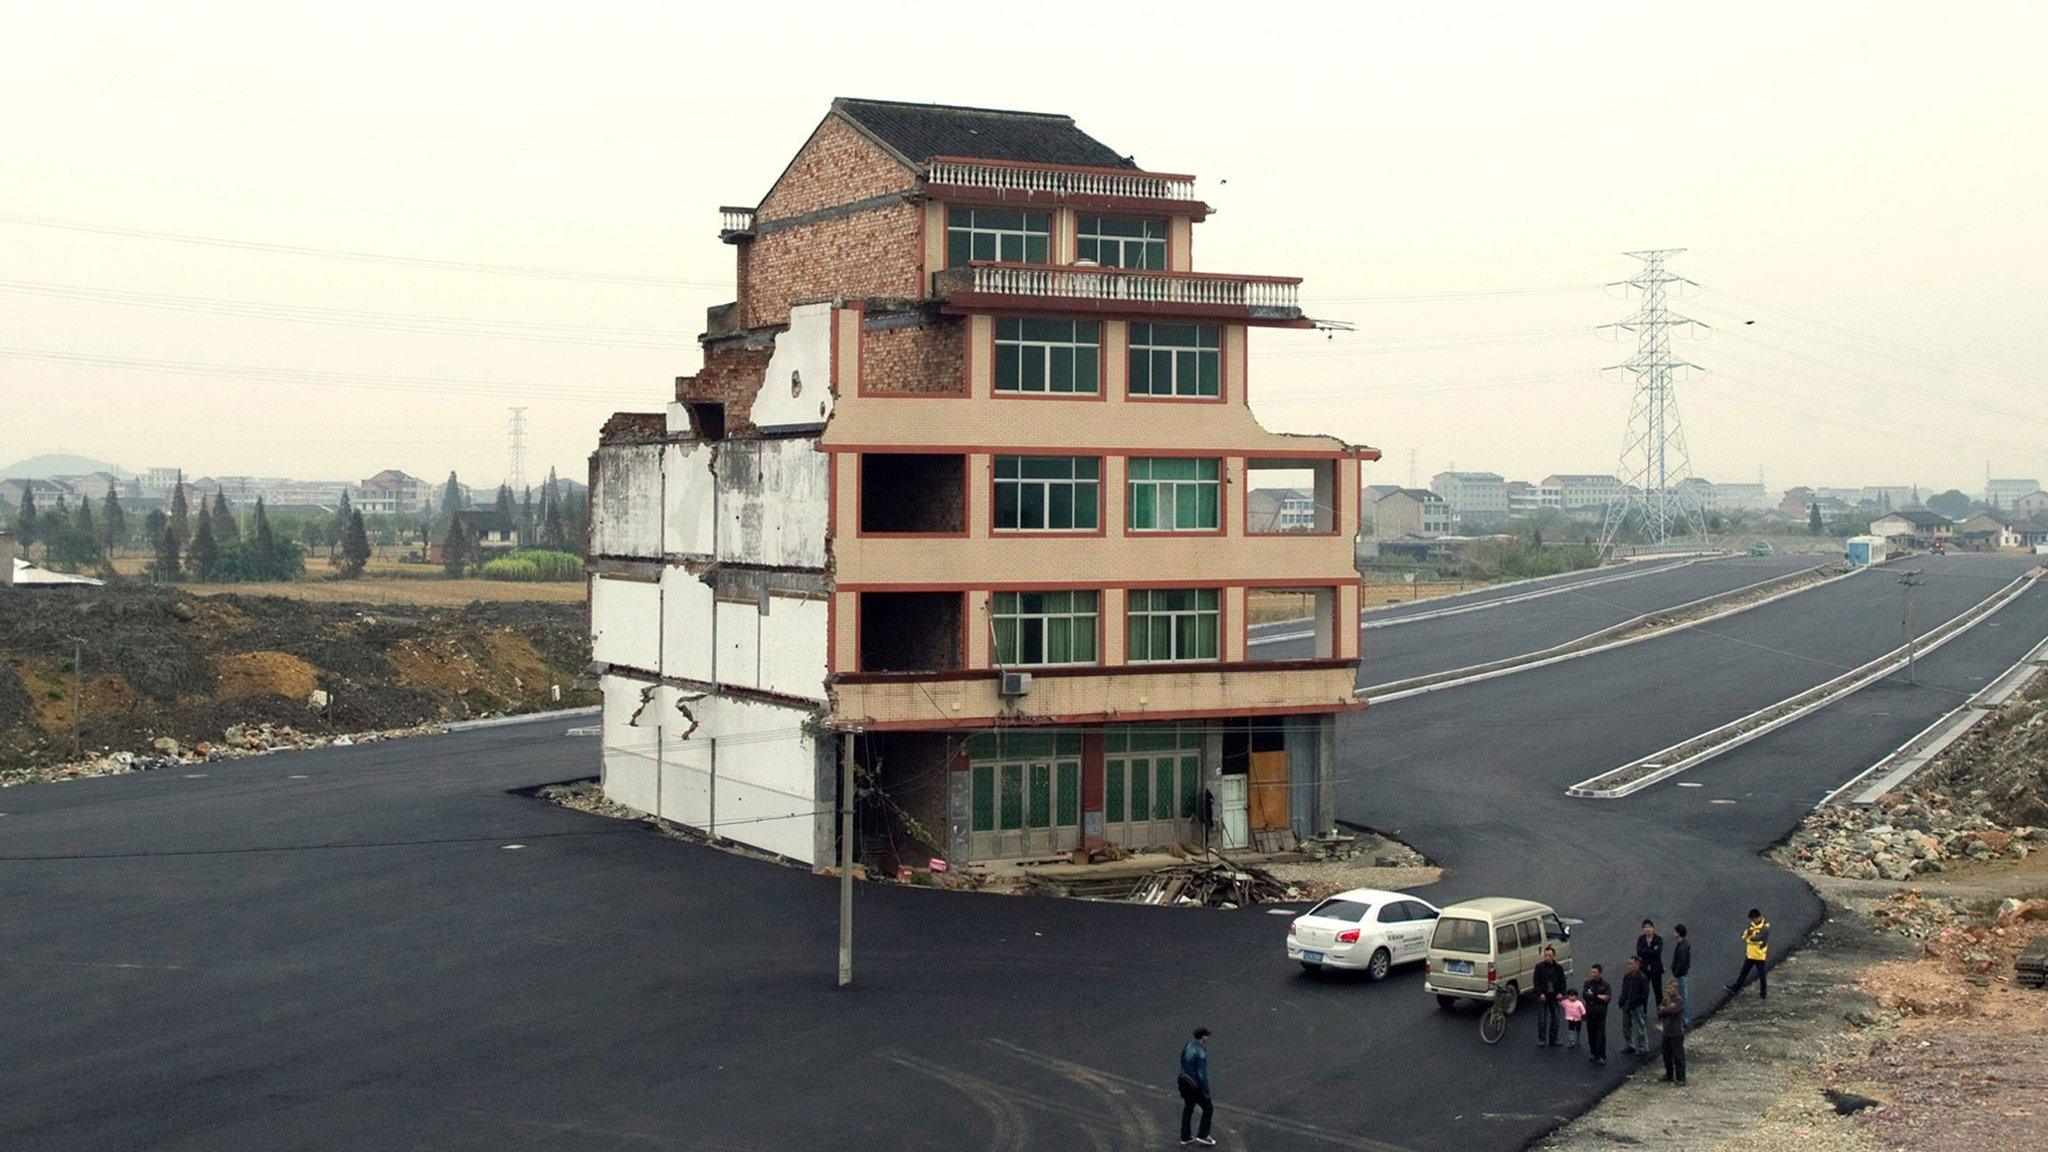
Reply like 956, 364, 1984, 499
501, 843, 527, 850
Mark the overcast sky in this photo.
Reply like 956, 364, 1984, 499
3, 2, 2043, 495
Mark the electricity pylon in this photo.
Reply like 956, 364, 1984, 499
1599, 250, 1710, 551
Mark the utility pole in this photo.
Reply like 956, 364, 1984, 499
71, 638, 83, 761
838, 730, 854, 988
1598, 250, 1710, 552
1898, 571, 1923, 685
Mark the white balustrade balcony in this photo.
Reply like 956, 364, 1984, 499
933, 263, 1302, 323
924, 158, 1198, 204
718, 206, 756, 239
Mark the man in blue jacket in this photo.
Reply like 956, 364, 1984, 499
1178, 1027, 1215, 1146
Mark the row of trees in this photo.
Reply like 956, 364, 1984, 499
435, 469, 586, 577
9, 467, 587, 583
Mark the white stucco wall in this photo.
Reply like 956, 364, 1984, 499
591, 575, 661, 673
760, 595, 829, 702
747, 302, 836, 433
659, 566, 715, 684
640, 689, 820, 865
601, 673, 660, 815
591, 443, 664, 558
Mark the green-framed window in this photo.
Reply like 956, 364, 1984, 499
1126, 588, 1221, 662
1077, 216, 1166, 270
1057, 763, 1079, 826
995, 318, 1101, 394
994, 455, 1100, 531
947, 208, 1050, 266
1104, 761, 1125, 823
1129, 760, 1151, 823
992, 590, 1099, 666
1127, 457, 1221, 532
1127, 322, 1222, 398
1028, 763, 1052, 829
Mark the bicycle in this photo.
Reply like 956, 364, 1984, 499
1479, 982, 1511, 1045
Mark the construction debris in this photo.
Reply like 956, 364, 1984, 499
1127, 859, 1297, 907
1780, 793, 2040, 881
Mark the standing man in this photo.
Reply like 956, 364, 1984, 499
1726, 908, 1770, 1001
1581, 963, 1613, 1066
1657, 979, 1688, 1085
1671, 923, 1693, 1028
1619, 955, 1651, 1055
1177, 1027, 1215, 1147
1532, 946, 1568, 1048
1635, 920, 1666, 1002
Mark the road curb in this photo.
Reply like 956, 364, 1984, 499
1357, 559, 1850, 704
1567, 570, 2044, 799
443, 705, 602, 733
1818, 633, 2048, 806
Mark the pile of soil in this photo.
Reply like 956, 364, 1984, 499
0, 584, 596, 777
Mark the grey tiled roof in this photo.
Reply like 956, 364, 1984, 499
834, 98, 1131, 169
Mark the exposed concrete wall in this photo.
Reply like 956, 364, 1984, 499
659, 566, 715, 683
663, 442, 716, 557
591, 443, 664, 558
718, 438, 829, 570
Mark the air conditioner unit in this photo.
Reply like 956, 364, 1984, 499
997, 671, 1033, 699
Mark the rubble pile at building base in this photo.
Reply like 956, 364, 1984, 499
1784, 797, 2042, 880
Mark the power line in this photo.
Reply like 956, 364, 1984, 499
0, 211, 728, 289
0, 345, 646, 402
0, 278, 697, 348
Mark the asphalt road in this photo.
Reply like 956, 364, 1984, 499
1250, 552, 1826, 679
2, 552, 2041, 1152
1352, 555, 1696, 623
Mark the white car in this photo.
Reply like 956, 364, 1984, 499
1286, 888, 1442, 980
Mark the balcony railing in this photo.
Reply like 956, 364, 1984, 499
936, 263, 1301, 318
925, 158, 1198, 203
718, 206, 756, 238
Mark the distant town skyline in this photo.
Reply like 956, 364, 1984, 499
3, 4, 2044, 490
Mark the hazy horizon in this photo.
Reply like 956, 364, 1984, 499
4, 2, 2043, 494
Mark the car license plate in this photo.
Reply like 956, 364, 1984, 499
1303, 951, 1324, 964
1448, 960, 1473, 975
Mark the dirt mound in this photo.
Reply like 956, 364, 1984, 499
0, 583, 596, 777
209, 651, 321, 701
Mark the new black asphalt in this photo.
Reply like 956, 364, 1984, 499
2, 553, 2041, 1152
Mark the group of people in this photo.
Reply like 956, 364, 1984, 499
1530, 909, 1771, 1087
1170, 908, 1773, 1143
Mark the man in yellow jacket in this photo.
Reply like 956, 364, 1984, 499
1725, 908, 1769, 1000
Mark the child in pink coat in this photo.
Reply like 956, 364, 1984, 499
1563, 990, 1587, 1049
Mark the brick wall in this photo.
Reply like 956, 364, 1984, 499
860, 319, 967, 395
677, 343, 774, 436
739, 202, 923, 328
757, 114, 914, 221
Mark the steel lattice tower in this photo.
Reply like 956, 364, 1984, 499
1599, 250, 1710, 550
507, 407, 529, 495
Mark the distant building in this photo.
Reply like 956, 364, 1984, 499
1505, 480, 1560, 517
428, 510, 519, 562
1951, 510, 2019, 551
2010, 516, 2048, 550
1542, 473, 1622, 512
2010, 490, 2048, 518
1710, 482, 1771, 513
1246, 487, 1322, 533
1869, 509, 1952, 546
1987, 479, 2042, 509
1860, 485, 1919, 511
1374, 487, 1452, 539
139, 466, 184, 499
1430, 471, 1507, 523
356, 469, 428, 516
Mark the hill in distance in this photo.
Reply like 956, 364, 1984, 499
1, 453, 131, 479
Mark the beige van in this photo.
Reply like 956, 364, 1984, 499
1423, 897, 1574, 1015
